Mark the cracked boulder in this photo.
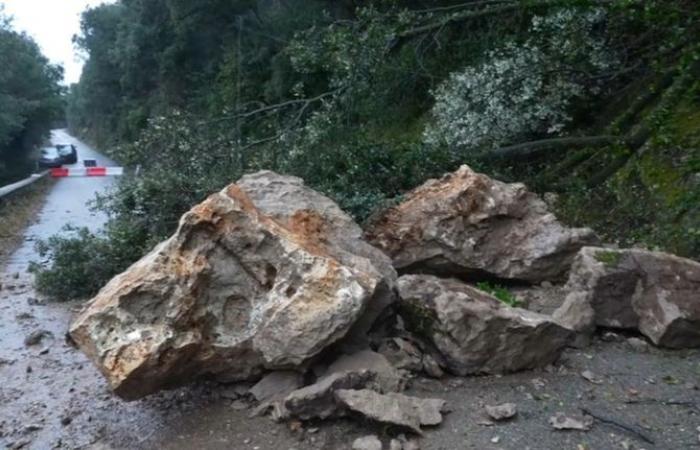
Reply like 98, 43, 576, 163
553, 247, 700, 348
70, 172, 395, 400
365, 165, 596, 282
397, 275, 572, 375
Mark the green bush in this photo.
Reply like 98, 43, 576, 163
475, 282, 522, 308
30, 224, 148, 301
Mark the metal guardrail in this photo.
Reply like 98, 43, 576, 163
0, 171, 49, 200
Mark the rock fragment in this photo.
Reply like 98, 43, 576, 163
378, 337, 423, 372
397, 275, 572, 375
24, 330, 51, 347
549, 412, 593, 431
626, 337, 650, 353
365, 165, 596, 282
283, 371, 378, 420
553, 247, 700, 348
485, 403, 517, 421
249, 371, 303, 403
326, 349, 404, 393
335, 389, 446, 434
352, 435, 382, 450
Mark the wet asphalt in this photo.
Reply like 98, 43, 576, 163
4, 129, 117, 274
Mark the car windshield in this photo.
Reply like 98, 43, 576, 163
42, 147, 59, 158
56, 144, 72, 155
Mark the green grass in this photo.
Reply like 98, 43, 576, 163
476, 281, 521, 307
594, 250, 622, 267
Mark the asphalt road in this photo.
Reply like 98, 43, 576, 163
4, 129, 118, 274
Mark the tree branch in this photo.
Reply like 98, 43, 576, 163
481, 135, 617, 160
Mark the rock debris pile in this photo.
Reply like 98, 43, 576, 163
69, 165, 700, 445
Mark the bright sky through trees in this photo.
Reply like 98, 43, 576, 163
1, 0, 113, 84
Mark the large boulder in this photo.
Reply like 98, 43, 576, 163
237, 171, 397, 350
397, 275, 572, 375
69, 172, 395, 400
365, 165, 596, 282
553, 247, 700, 348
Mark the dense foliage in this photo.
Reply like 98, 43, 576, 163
35, 0, 700, 300
0, 10, 64, 184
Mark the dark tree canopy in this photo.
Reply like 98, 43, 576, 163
0, 10, 64, 183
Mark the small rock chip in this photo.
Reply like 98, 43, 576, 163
352, 435, 382, 450
549, 412, 594, 431
626, 337, 650, 353
600, 331, 621, 342
485, 403, 517, 421
24, 330, 51, 347
581, 370, 603, 384
491, 436, 501, 444
421, 354, 444, 379
231, 399, 249, 410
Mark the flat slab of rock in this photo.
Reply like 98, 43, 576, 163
335, 389, 446, 434
553, 247, 700, 348
365, 165, 596, 282
283, 350, 404, 420
70, 172, 394, 400
326, 350, 404, 392
397, 275, 572, 375
249, 371, 302, 403
283, 371, 378, 420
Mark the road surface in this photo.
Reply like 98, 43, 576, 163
4, 129, 117, 274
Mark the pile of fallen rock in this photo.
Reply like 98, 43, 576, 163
68, 165, 700, 446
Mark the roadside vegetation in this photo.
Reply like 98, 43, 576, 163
0, 8, 64, 185
34, 0, 700, 300
0, 177, 53, 266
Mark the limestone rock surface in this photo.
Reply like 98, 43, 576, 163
397, 275, 572, 375
554, 247, 700, 348
365, 165, 596, 282
70, 172, 394, 399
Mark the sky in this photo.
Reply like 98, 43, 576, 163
2, 0, 114, 85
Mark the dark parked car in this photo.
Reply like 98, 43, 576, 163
56, 144, 78, 164
38, 147, 63, 168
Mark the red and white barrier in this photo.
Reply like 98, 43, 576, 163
50, 167, 124, 178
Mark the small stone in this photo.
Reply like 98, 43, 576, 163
600, 331, 621, 342
231, 399, 248, 410
352, 435, 382, 450
243, 438, 251, 444
24, 330, 51, 346
549, 412, 593, 431
485, 403, 517, 421
403, 439, 420, 450
581, 370, 603, 385
626, 337, 650, 353
422, 354, 444, 379
22, 424, 42, 434
540, 281, 553, 288
491, 436, 500, 444
60, 416, 72, 426
389, 439, 403, 450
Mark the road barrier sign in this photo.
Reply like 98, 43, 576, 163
50, 167, 124, 177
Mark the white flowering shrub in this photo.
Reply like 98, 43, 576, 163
424, 7, 616, 152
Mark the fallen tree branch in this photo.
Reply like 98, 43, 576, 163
398, 0, 612, 40
580, 407, 655, 445
480, 135, 617, 161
